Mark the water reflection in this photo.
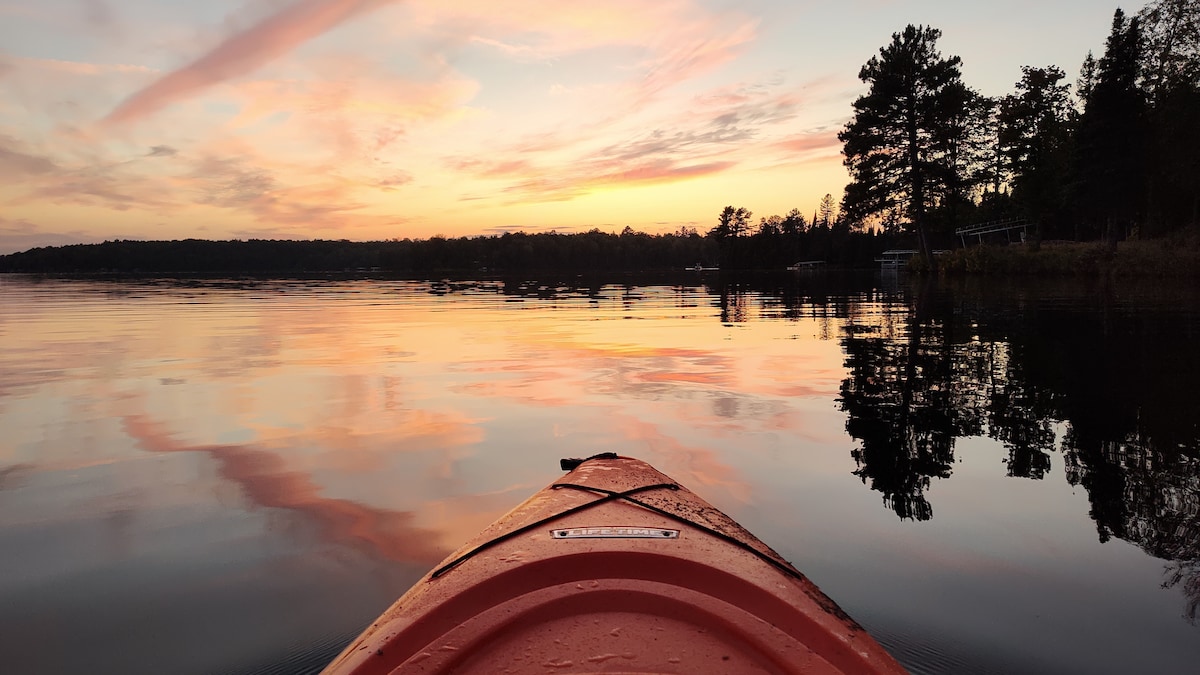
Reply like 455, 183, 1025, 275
1, 274, 1199, 675
396, 274, 1200, 625
821, 277, 1200, 622
121, 413, 447, 566
356, 274, 1200, 621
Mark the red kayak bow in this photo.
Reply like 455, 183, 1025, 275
322, 454, 907, 674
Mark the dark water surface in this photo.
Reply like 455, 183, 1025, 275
1, 273, 1197, 674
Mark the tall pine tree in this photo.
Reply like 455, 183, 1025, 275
1073, 9, 1147, 241
840, 25, 985, 264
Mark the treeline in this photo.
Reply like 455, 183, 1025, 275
0, 223, 900, 274
838, 1, 1200, 257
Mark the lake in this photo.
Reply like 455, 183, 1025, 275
1, 273, 1197, 674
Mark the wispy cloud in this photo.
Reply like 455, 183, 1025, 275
101, 0, 399, 126
0, 217, 101, 254
502, 159, 737, 202
186, 155, 370, 226
773, 129, 842, 156
6, 55, 155, 76
0, 134, 58, 177
445, 82, 801, 202
633, 19, 758, 103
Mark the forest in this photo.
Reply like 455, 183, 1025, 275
837, 2, 1200, 262
0, 220, 895, 275
1, 1, 1196, 275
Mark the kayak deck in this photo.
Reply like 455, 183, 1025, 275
322, 455, 907, 674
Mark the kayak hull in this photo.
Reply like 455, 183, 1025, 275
322, 455, 906, 674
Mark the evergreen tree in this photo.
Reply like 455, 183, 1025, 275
928, 83, 994, 233
708, 206, 753, 268
1139, 0, 1200, 232
998, 66, 1075, 237
840, 25, 983, 265
1073, 9, 1147, 240
817, 193, 838, 227
1077, 52, 1099, 106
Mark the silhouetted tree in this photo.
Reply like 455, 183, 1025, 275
1077, 52, 1099, 106
998, 66, 1075, 238
1073, 9, 1148, 241
709, 206, 753, 268
1139, 0, 1200, 100
927, 82, 994, 235
817, 194, 837, 227
840, 25, 983, 266
1138, 0, 1200, 233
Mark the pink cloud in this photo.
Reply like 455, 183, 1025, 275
774, 130, 842, 155
603, 159, 735, 186
635, 20, 758, 102
493, 155, 736, 203
101, 0, 399, 126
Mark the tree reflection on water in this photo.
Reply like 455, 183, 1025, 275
832, 277, 1200, 622
430, 273, 1200, 622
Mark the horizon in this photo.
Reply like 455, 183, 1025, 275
0, 0, 1143, 255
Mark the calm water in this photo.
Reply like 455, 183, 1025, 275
1, 273, 1197, 675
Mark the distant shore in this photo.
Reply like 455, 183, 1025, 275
3, 234, 1198, 277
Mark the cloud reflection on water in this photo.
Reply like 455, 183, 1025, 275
121, 413, 448, 566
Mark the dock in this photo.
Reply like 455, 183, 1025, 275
955, 218, 1029, 247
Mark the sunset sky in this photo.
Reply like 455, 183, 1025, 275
0, 0, 1142, 253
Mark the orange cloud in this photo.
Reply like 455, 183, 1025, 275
101, 0, 400, 127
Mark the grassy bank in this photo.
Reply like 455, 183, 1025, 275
937, 233, 1200, 277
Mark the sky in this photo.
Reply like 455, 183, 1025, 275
0, 0, 1148, 253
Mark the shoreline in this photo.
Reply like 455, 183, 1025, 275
936, 238, 1200, 277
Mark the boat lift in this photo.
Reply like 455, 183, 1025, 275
955, 218, 1029, 247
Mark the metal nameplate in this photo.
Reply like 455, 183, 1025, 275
551, 527, 679, 539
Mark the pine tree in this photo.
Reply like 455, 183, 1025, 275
1072, 9, 1147, 240
817, 193, 838, 227
839, 25, 985, 265
1139, 0, 1200, 232
998, 66, 1075, 237
1077, 52, 1098, 106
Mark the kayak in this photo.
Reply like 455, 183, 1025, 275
321, 454, 907, 674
